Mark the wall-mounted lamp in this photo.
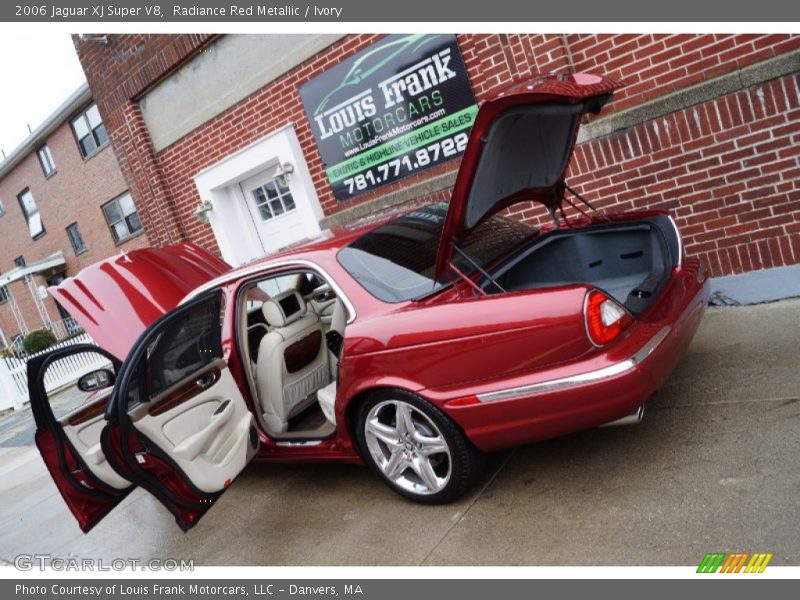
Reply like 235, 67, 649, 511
193, 199, 214, 223
275, 162, 295, 188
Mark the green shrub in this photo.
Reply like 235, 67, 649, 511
22, 329, 58, 355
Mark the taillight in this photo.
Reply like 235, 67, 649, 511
584, 290, 633, 346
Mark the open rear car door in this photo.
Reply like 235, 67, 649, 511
101, 291, 259, 531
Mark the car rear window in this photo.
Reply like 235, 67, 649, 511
337, 203, 534, 303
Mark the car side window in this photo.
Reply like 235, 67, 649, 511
244, 273, 322, 313
252, 274, 302, 299
38, 349, 117, 422
125, 295, 223, 409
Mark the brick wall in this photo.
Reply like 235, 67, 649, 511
567, 34, 800, 113
76, 34, 217, 130
75, 34, 217, 248
0, 116, 149, 342
75, 33, 800, 278
566, 73, 800, 275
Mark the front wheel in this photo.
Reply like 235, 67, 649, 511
356, 390, 483, 504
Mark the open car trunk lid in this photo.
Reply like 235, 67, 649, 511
434, 73, 622, 279
49, 243, 231, 360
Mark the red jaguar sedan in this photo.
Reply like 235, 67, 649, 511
30, 73, 710, 533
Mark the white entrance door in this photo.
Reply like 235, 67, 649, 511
239, 170, 304, 254
194, 125, 325, 266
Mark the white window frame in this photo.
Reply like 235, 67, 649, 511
249, 177, 297, 222
17, 188, 45, 239
37, 144, 56, 177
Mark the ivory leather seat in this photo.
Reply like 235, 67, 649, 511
256, 290, 329, 433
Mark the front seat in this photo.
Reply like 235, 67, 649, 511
256, 290, 329, 433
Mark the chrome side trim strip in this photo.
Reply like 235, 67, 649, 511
184, 258, 357, 324
475, 326, 671, 403
631, 325, 671, 364
275, 440, 324, 447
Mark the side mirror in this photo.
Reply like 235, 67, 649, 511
77, 368, 116, 392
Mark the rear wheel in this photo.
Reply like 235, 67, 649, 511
356, 390, 483, 503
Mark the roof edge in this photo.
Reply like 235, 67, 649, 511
0, 82, 91, 180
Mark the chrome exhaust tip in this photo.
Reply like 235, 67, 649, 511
601, 404, 645, 428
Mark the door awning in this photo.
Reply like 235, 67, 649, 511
0, 251, 66, 287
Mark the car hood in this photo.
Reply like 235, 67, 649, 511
434, 72, 621, 279
49, 243, 231, 360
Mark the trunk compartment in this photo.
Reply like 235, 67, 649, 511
485, 215, 681, 315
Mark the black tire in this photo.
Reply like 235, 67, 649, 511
355, 389, 484, 504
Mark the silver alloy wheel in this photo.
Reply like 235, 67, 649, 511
364, 399, 452, 495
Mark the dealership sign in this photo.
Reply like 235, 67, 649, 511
299, 34, 477, 201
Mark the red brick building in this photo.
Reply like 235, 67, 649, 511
74, 34, 800, 277
0, 83, 149, 349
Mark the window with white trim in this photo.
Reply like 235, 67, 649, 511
17, 189, 45, 239
249, 177, 296, 221
37, 144, 56, 177
102, 192, 143, 244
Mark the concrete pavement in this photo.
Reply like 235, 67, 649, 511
0, 299, 798, 566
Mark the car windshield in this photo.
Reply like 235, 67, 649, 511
337, 203, 534, 302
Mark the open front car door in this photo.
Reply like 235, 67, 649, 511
102, 290, 260, 531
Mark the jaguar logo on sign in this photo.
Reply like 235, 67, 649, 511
300, 34, 477, 201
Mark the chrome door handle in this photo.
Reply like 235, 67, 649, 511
196, 373, 216, 389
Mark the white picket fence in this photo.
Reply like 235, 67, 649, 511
0, 333, 110, 411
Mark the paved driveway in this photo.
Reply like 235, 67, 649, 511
0, 299, 798, 566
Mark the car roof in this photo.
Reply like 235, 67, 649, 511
185, 199, 436, 298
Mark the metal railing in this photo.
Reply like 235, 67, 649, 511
48, 316, 82, 340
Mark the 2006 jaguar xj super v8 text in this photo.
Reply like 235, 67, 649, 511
30, 73, 709, 532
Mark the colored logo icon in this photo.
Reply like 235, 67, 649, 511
697, 552, 774, 573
